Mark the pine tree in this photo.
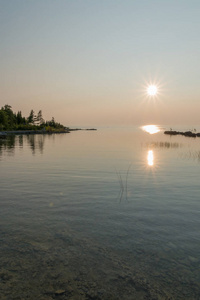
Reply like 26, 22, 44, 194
27, 110, 35, 124
16, 111, 23, 124
37, 110, 44, 125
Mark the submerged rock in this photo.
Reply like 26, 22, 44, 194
55, 289, 66, 295
188, 256, 199, 263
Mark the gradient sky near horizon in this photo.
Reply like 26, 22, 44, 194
1, 0, 200, 126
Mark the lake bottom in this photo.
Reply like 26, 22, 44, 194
1, 129, 200, 299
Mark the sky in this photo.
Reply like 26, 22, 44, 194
1, 0, 200, 126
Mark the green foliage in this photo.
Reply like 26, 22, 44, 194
0, 110, 8, 129
45, 117, 64, 129
0, 104, 65, 131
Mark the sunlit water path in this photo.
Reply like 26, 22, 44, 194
0, 126, 200, 299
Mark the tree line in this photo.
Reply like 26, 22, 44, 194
0, 104, 65, 131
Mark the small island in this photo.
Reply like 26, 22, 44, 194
0, 104, 96, 138
164, 130, 200, 138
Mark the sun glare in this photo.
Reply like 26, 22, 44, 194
147, 85, 157, 96
147, 150, 154, 166
142, 125, 160, 134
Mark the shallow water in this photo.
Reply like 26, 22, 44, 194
0, 126, 200, 299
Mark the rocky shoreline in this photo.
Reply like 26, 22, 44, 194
164, 130, 200, 138
0, 129, 70, 138
0, 128, 97, 138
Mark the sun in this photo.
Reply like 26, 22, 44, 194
147, 85, 157, 96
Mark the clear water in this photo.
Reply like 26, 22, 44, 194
0, 126, 200, 300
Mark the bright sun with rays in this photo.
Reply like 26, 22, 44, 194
147, 85, 158, 96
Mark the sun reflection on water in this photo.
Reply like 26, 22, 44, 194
142, 125, 160, 134
147, 150, 154, 166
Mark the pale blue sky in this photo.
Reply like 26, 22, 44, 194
1, 0, 200, 126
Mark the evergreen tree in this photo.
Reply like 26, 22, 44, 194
37, 110, 44, 125
27, 110, 35, 124
51, 117, 55, 127
16, 111, 23, 124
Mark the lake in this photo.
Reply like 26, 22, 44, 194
0, 126, 200, 300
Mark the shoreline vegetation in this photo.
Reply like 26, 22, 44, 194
0, 105, 96, 138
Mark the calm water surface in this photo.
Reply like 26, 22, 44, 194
0, 126, 200, 299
